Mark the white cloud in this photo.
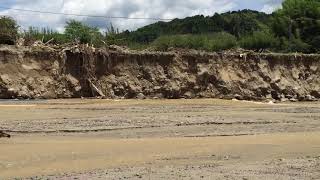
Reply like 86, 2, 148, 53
261, 0, 282, 13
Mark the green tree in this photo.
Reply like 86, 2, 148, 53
105, 23, 123, 45
0, 16, 19, 45
272, 0, 320, 52
64, 20, 103, 46
240, 31, 276, 51
310, 35, 320, 53
204, 32, 238, 51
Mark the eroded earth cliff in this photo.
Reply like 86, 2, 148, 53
0, 45, 319, 101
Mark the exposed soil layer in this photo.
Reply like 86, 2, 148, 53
0, 45, 319, 101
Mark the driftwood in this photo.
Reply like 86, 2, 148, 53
0, 131, 10, 138
44, 38, 54, 45
88, 79, 106, 97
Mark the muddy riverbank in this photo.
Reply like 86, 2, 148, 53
0, 45, 319, 101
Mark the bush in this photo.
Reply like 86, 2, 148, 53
204, 32, 238, 51
274, 36, 313, 53
240, 31, 277, 51
104, 23, 122, 45
65, 20, 103, 46
309, 35, 320, 53
152, 32, 237, 51
289, 38, 312, 53
151, 35, 171, 51
0, 16, 19, 45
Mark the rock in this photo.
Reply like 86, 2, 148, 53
134, 174, 143, 178
128, 84, 141, 93
6, 88, 18, 97
18, 86, 30, 98
271, 91, 281, 100
289, 98, 298, 102
310, 91, 320, 98
268, 100, 275, 104
266, 94, 273, 99
16, 38, 25, 46
154, 86, 161, 91
305, 95, 316, 101
7, 88, 15, 93
136, 93, 145, 100
234, 94, 243, 100
0, 74, 11, 84
66, 74, 81, 92
153, 93, 164, 99
194, 86, 200, 91
74, 86, 82, 92
0, 131, 10, 138
183, 91, 194, 99
285, 94, 293, 99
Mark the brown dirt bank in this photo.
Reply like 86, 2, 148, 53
0, 45, 319, 101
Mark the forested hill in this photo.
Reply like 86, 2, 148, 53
119, 10, 271, 43
116, 0, 319, 53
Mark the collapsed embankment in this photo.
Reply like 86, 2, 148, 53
0, 45, 319, 101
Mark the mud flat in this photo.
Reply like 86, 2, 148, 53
0, 99, 319, 179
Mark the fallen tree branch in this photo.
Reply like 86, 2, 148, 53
44, 38, 54, 45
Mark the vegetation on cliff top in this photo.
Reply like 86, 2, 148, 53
0, 0, 319, 53
0, 16, 19, 45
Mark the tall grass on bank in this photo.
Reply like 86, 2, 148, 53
22, 27, 68, 45
152, 32, 237, 51
239, 31, 277, 51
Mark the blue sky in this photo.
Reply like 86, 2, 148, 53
0, 0, 283, 31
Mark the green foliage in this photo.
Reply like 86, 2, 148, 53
204, 32, 238, 51
65, 20, 103, 46
118, 0, 319, 53
272, 0, 320, 52
22, 27, 67, 45
281, 0, 320, 19
120, 10, 270, 44
240, 31, 277, 51
310, 35, 320, 53
0, 16, 19, 45
152, 32, 237, 51
104, 23, 125, 45
289, 38, 312, 53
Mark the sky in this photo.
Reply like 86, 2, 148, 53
0, 0, 283, 32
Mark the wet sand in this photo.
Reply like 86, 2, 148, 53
0, 99, 319, 179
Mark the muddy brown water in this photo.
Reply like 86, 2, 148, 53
0, 99, 319, 179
